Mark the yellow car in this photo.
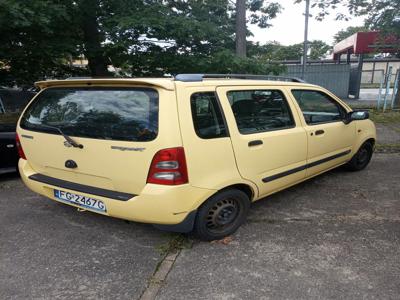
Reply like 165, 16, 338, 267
16, 74, 376, 240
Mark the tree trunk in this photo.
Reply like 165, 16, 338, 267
235, 0, 246, 58
79, 0, 109, 77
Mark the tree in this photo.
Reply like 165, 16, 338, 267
308, 40, 331, 59
78, 0, 110, 76
234, 0, 282, 57
235, 0, 247, 57
333, 26, 368, 44
0, 1, 83, 86
249, 40, 331, 61
0, 0, 284, 86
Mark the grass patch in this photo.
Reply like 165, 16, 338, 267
157, 233, 192, 256
367, 110, 400, 124
376, 143, 400, 153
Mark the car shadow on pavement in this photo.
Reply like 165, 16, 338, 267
0, 171, 19, 181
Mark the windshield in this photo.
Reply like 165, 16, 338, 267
20, 87, 159, 142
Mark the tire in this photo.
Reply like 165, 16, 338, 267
345, 141, 373, 171
193, 189, 250, 241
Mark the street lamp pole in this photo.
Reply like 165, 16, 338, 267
302, 0, 310, 80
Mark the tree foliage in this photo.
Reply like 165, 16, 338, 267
295, 0, 400, 37
0, 1, 83, 86
249, 40, 331, 60
0, 0, 283, 86
333, 26, 368, 44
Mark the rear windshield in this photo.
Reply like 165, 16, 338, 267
20, 87, 159, 142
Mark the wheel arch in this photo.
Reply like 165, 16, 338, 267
365, 137, 376, 147
218, 183, 255, 202
355, 137, 376, 153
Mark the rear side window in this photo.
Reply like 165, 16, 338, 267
20, 87, 158, 142
227, 90, 294, 134
291, 90, 345, 125
190, 92, 227, 139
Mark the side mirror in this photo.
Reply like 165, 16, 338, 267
344, 110, 369, 124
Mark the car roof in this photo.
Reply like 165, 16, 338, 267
176, 79, 317, 88
35, 77, 317, 91
35, 78, 177, 91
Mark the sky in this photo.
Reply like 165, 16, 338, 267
249, 0, 366, 46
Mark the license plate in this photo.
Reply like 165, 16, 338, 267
54, 189, 107, 213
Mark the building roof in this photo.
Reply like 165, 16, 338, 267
333, 31, 399, 59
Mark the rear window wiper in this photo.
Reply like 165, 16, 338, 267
36, 124, 84, 149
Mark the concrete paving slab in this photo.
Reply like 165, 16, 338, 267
0, 175, 169, 300
359, 88, 393, 101
158, 154, 400, 300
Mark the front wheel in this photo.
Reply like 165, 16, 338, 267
193, 189, 250, 241
345, 141, 373, 171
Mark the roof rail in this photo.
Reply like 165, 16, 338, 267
174, 74, 306, 83
65, 76, 93, 80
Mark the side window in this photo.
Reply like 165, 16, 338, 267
291, 90, 345, 125
190, 92, 228, 139
226, 90, 295, 134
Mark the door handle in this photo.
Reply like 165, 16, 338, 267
315, 130, 325, 136
248, 140, 263, 147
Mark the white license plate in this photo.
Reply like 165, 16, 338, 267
54, 189, 107, 213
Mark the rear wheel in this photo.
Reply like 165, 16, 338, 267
345, 141, 373, 171
193, 189, 250, 241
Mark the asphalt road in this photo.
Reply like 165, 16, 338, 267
1, 153, 399, 299
0, 174, 170, 299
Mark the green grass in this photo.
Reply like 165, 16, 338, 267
368, 110, 400, 124
156, 234, 192, 256
376, 143, 400, 153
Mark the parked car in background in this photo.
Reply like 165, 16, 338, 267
0, 88, 36, 174
16, 75, 375, 240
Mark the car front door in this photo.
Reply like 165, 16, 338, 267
289, 88, 356, 177
216, 86, 308, 198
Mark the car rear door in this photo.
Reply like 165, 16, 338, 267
216, 85, 308, 197
289, 88, 356, 177
174, 84, 243, 190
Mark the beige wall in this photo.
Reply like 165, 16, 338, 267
362, 61, 400, 84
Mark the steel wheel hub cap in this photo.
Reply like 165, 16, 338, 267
206, 199, 239, 230
357, 148, 368, 165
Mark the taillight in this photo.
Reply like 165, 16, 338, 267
15, 134, 27, 160
147, 147, 188, 185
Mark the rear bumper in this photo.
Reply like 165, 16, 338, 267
19, 159, 214, 231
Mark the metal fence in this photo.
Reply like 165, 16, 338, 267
283, 64, 350, 98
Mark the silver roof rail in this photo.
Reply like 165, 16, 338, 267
174, 74, 306, 83
65, 77, 93, 80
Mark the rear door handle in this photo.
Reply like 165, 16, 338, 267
315, 130, 325, 136
248, 140, 263, 147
